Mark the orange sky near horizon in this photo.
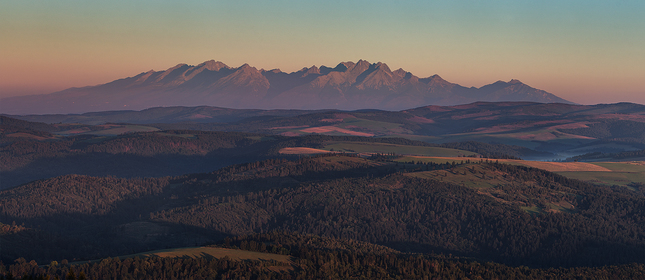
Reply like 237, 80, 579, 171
1, 1, 644, 105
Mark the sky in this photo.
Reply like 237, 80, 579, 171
1, 0, 644, 105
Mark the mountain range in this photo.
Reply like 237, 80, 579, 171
0, 60, 572, 114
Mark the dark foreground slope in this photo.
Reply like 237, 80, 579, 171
3, 155, 645, 268
4, 233, 645, 280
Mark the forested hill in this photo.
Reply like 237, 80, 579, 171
1, 115, 530, 189
0, 116, 57, 133
568, 148, 645, 162
3, 154, 645, 268
0, 130, 275, 189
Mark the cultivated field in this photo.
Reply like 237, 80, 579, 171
556, 161, 645, 187
271, 115, 414, 138
124, 247, 291, 262
300, 126, 374, 137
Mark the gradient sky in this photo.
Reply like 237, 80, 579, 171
1, 0, 644, 105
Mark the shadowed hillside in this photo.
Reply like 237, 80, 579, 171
3, 154, 645, 268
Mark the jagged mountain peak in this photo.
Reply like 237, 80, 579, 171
486, 79, 526, 89
356, 59, 370, 68
488, 79, 525, 87
373, 62, 391, 72
302, 66, 320, 76
231, 64, 264, 77
161, 63, 189, 75
199, 60, 229, 71
348, 60, 372, 78
227, 64, 263, 77
154, 63, 190, 83
212, 63, 269, 92
419, 74, 450, 85
337, 62, 353, 71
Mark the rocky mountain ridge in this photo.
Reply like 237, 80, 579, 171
0, 60, 572, 114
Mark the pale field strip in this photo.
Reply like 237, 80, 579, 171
279, 147, 337, 154
299, 126, 374, 137
72, 247, 293, 266
520, 161, 612, 172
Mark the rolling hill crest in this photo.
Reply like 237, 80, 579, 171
0, 60, 572, 114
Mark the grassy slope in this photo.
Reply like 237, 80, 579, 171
557, 162, 645, 187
